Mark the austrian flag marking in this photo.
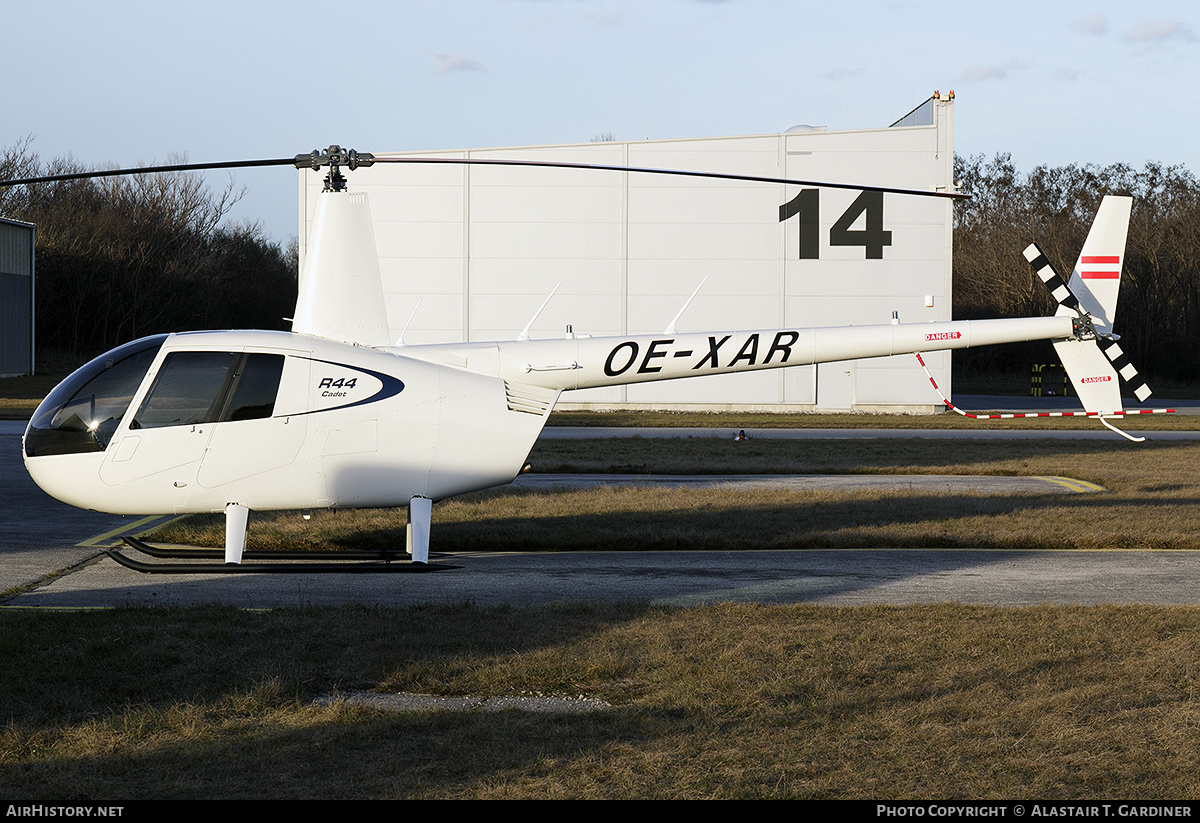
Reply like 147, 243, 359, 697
1079, 255, 1121, 280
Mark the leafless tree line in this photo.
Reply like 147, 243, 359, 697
954, 153, 1200, 382
1, 139, 296, 357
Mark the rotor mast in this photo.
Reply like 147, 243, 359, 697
292, 147, 390, 347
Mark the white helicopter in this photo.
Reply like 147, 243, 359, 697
9, 147, 1164, 571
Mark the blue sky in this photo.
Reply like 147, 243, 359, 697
4, 0, 1197, 242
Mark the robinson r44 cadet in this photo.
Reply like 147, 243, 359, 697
9, 147, 1167, 572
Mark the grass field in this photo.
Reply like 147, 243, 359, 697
4, 602, 1200, 798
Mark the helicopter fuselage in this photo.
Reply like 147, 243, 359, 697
23, 330, 550, 516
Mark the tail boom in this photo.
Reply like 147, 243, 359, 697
403, 315, 1078, 393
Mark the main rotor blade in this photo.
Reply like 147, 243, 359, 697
0, 148, 969, 200
0, 157, 295, 187
371, 155, 968, 199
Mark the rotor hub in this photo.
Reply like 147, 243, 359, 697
1071, 314, 1098, 340
293, 145, 375, 192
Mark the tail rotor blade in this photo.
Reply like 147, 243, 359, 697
1097, 338, 1153, 402
1024, 243, 1081, 314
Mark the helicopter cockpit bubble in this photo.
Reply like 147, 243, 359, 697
24, 335, 168, 458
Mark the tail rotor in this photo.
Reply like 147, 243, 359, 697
1023, 237, 1152, 407
1021, 195, 1158, 406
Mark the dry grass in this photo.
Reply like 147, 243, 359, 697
528, 434, 1195, 485
0, 362, 79, 418
547, 408, 1199, 429
4, 602, 1200, 798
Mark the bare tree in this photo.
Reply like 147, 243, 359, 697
1, 140, 295, 357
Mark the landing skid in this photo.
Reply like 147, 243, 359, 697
107, 537, 459, 574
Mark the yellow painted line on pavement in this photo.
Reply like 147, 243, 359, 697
76, 515, 183, 547
1033, 476, 1107, 493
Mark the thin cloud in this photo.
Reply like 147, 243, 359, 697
958, 58, 1030, 83
1072, 13, 1108, 36
1123, 18, 1197, 44
959, 64, 1008, 82
433, 53, 487, 75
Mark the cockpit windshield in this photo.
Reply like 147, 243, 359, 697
24, 335, 168, 457
25, 337, 288, 458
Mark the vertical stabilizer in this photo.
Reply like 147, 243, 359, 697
1051, 336, 1123, 413
1061, 195, 1132, 335
293, 190, 391, 347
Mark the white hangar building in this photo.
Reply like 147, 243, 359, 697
298, 92, 957, 412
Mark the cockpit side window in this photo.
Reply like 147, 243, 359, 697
132, 351, 284, 429
132, 351, 236, 428
224, 354, 285, 421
